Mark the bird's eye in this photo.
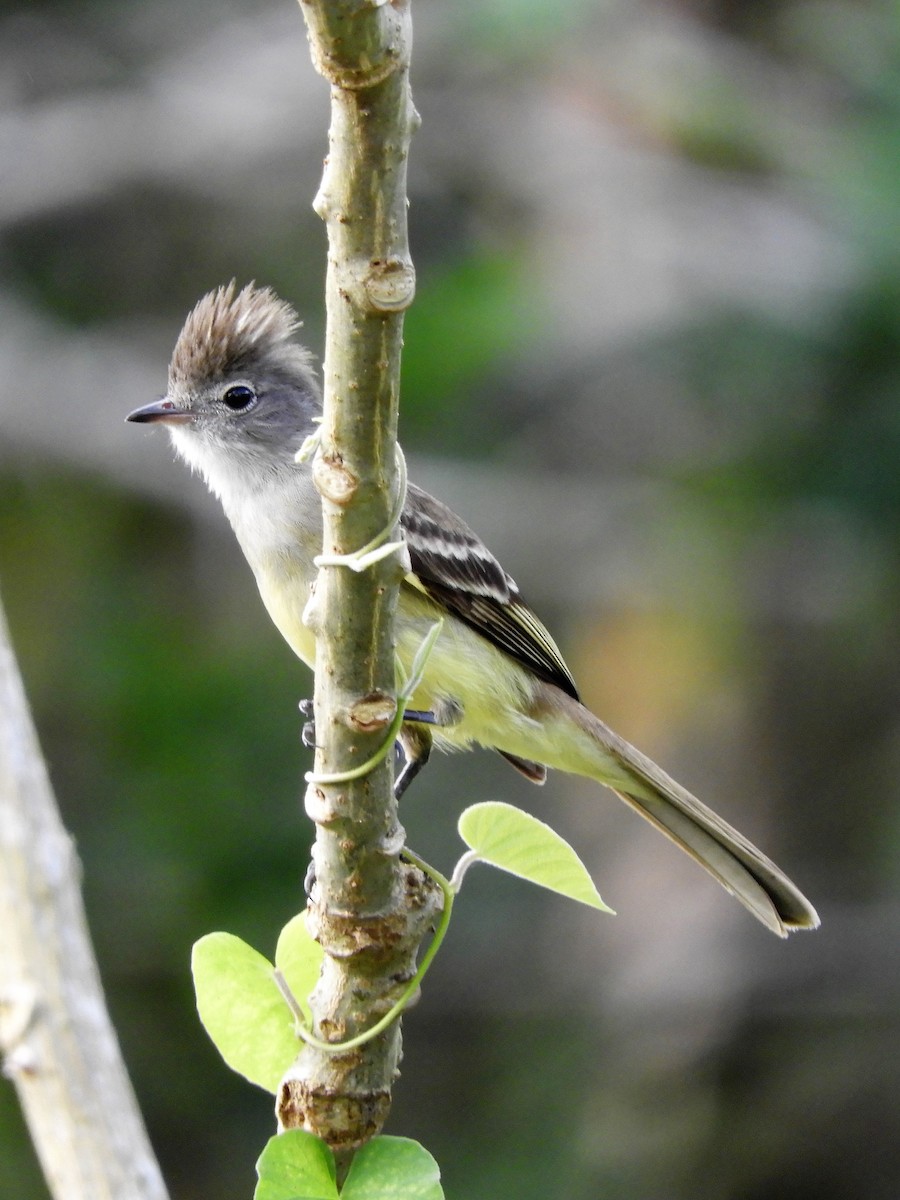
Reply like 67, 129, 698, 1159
222, 384, 257, 412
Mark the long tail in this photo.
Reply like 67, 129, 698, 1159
533, 686, 820, 937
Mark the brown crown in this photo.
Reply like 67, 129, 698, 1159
168, 282, 311, 389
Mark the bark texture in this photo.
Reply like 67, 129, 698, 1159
278, 0, 439, 1160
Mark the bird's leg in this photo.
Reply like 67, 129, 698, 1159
401, 709, 440, 726
395, 721, 433, 799
299, 698, 460, 800
395, 698, 464, 799
299, 699, 319, 898
301, 704, 438, 897
299, 698, 317, 749
300, 701, 439, 748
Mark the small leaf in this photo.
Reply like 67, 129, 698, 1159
191, 932, 300, 1093
342, 1137, 443, 1200
458, 801, 613, 912
255, 1130, 338, 1200
275, 911, 324, 1023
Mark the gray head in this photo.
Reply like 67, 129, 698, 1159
127, 282, 321, 499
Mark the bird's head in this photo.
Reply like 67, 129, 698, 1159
127, 282, 321, 496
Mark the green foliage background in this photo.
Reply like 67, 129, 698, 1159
2, 0, 899, 1196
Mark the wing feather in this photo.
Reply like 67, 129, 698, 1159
401, 483, 579, 700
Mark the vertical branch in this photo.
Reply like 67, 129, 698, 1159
279, 0, 438, 1164
0, 597, 169, 1200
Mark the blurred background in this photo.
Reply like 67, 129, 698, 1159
1, 0, 898, 1196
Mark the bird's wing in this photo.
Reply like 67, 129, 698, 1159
401, 482, 579, 700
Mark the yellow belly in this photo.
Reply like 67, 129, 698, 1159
395, 587, 543, 754
254, 558, 317, 673
253, 564, 546, 759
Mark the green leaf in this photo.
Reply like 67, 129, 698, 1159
275, 911, 324, 1023
458, 801, 614, 912
191, 932, 300, 1093
255, 1130, 338, 1200
342, 1137, 443, 1200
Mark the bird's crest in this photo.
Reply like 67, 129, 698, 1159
168, 282, 313, 389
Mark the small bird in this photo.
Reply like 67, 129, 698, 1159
127, 282, 819, 937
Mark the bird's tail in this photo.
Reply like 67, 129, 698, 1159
532, 687, 819, 937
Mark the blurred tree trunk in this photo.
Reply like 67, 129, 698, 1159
0, 595, 170, 1200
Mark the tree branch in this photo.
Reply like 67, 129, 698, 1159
0, 595, 169, 1200
278, 0, 439, 1165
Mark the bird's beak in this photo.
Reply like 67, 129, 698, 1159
125, 400, 194, 425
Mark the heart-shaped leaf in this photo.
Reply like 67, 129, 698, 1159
192, 932, 300, 1093
458, 801, 613, 912
255, 1129, 338, 1200
342, 1137, 443, 1200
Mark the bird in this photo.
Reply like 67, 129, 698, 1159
127, 281, 819, 938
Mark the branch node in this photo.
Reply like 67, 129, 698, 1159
312, 174, 332, 220
0, 982, 38, 1054
363, 258, 416, 313
302, 583, 321, 633
277, 1076, 391, 1150
348, 692, 397, 732
300, 0, 410, 92
3, 1041, 39, 1078
304, 783, 344, 825
313, 454, 359, 506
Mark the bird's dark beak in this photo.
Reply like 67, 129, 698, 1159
125, 400, 194, 425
